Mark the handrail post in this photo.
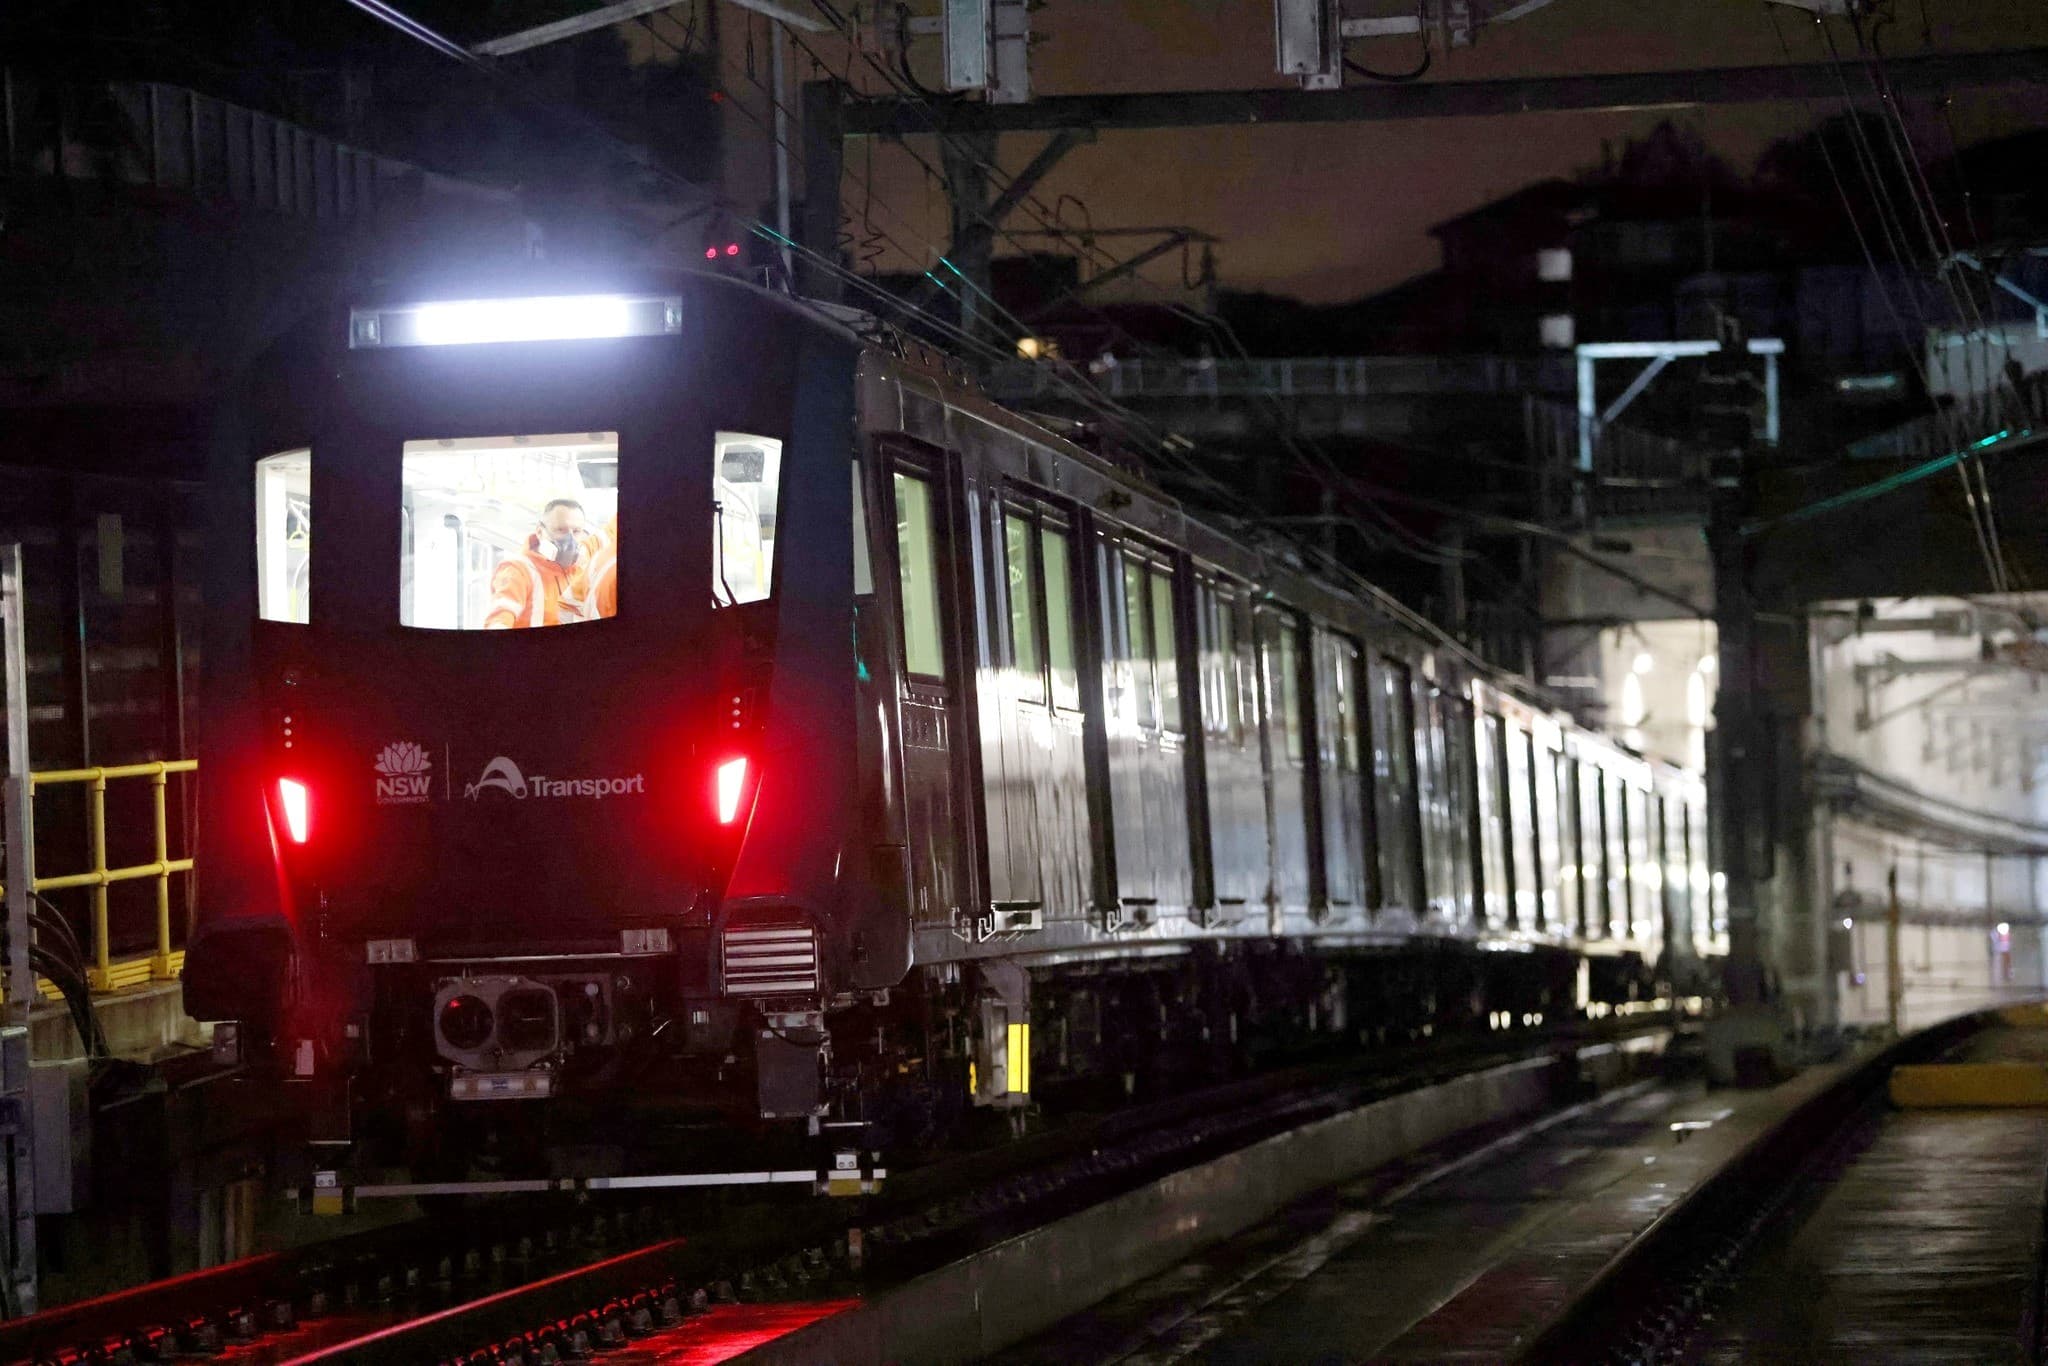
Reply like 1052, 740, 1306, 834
0, 542, 40, 1314
87, 774, 110, 992
150, 767, 173, 980
1, 547, 32, 1016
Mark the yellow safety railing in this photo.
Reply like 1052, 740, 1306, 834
21, 761, 197, 992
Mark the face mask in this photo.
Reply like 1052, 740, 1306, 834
548, 533, 580, 568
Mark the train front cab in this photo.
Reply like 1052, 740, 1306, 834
184, 280, 915, 1138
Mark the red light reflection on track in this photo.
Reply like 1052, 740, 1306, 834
604, 1300, 857, 1364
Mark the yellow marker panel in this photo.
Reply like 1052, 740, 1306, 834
1889, 1061, 2048, 1109
1006, 1021, 1030, 1094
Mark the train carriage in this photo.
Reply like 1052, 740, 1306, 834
185, 272, 1712, 1173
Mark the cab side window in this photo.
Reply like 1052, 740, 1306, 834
712, 432, 783, 608
1003, 511, 1044, 700
256, 448, 311, 624
894, 471, 946, 679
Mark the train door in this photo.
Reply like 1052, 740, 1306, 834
1314, 628, 1366, 917
1420, 686, 1477, 928
878, 444, 966, 933
1475, 711, 1512, 931
1197, 576, 1263, 917
1257, 607, 1312, 921
1369, 654, 1424, 915
1578, 755, 1607, 938
850, 449, 911, 963
1097, 534, 1191, 921
986, 497, 1091, 929
1531, 731, 1563, 934
1505, 720, 1537, 930
1658, 792, 1686, 962
970, 489, 1046, 932
1603, 767, 1631, 940
1626, 780, 1654, 942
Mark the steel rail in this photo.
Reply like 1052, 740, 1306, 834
0, 1016, 1669, 1364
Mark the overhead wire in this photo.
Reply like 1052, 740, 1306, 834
1855, 16, 2027, 592
336, 0, 1578, 703
629, 7, 1233, 482
1841, 10, 2021, 591
1774, 6, 2015, 595
792, 15, 1481, 569
720, 7, 1554, 654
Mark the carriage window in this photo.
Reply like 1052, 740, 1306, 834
256, 449, 311, 624
1121, 555, 1156, 728
1372, 656, 1423, 911
1150, 569, 1181, 733
713, 432, 782, 607
1041, 526, 1079, 711
399, 433, 618, 630
1199, 585, 1243, 743
894, 472, 946, 679
1273, 618, 1303, 764
1003, 512, 1043, 698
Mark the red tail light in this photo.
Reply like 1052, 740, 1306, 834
277, 778, 311, 844
715, 757, 749, 825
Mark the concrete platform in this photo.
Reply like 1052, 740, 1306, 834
1693, 1023, 2048, 1363
740, 1038, 1666, 1365
994, 1056, 1862, 1363
30, 979, 208, 1063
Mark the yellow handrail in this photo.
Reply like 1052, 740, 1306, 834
17, 760, 197, 991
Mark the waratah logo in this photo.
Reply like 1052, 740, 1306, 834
374, 741, 434, 805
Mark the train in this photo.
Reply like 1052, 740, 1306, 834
184, 271, 1721, 1177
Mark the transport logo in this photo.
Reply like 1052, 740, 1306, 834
373, 741, 434, 805
463, 755, 645, 801
465, 756, 530, 800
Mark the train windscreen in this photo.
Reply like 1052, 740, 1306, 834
396, 432, 620, 630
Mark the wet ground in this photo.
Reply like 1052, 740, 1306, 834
1689, 1025, 2048, 1364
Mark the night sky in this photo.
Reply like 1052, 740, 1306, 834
698, 0, 2048, 305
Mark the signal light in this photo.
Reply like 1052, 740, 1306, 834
724, 243, 740, 257
715, 757, 749, 825
278, 778, 311, 844
705, 246, 718, 260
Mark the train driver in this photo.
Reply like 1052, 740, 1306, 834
484, 498, 597, 629
587, 513, 619, 619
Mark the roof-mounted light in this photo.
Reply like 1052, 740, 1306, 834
349, 294, 683, 349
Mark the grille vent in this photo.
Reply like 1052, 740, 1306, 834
721, 924, 819, 997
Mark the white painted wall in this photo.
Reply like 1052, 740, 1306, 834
1812, 595, 2048, 1024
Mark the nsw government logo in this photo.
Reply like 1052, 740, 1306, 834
374, 741, 434, 805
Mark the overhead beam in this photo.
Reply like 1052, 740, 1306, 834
840, 47, 2048, 136
474, 0, 825, 56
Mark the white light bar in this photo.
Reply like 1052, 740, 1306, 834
350, 294, 683, 349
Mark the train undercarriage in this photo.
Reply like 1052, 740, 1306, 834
292, 938, 1670, 1202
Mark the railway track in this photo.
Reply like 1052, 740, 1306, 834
0, 1017, 1670, 1365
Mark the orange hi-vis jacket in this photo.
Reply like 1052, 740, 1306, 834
485, 536, 593, 629
588, 515, 619, 619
